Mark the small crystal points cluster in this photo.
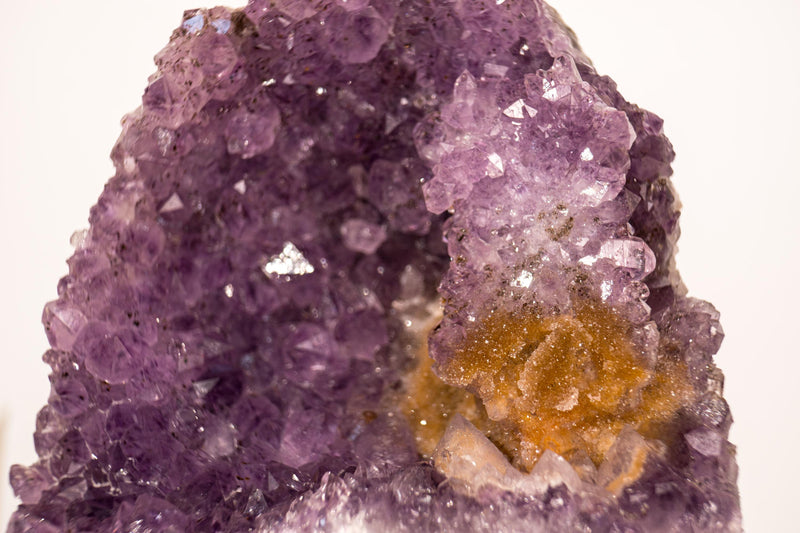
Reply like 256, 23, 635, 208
9, 0, 741, 531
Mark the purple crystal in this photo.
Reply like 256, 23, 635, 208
8, 0, 741, 531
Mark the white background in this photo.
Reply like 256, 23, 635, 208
0, 1, 798, 530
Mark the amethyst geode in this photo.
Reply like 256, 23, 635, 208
9, 0, 741, 531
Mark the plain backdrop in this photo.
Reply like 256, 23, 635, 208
1, 0, 798, 530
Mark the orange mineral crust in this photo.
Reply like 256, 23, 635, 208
402, 299, 696, 475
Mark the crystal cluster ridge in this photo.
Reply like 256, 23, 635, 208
9, 0, 741, 531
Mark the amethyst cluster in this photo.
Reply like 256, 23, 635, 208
9, 0, 740, 531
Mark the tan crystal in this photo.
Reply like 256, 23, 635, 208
402, 298, 695, 480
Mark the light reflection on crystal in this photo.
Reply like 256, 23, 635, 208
511, 269, 533, 288
486, 152, 505, 177
211, 18, 231, 33
182, 13, 204, 34
159, 192, 184, 213
262, 242, 315, 277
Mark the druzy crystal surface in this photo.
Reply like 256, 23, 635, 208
9, 0, 741, 531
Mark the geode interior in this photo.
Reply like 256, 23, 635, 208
9, 0, 741, 531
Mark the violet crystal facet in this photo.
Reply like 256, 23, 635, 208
9, 0, 741, 531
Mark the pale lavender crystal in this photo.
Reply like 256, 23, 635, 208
9, 0, 740, 531
340, 219, 388, 255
